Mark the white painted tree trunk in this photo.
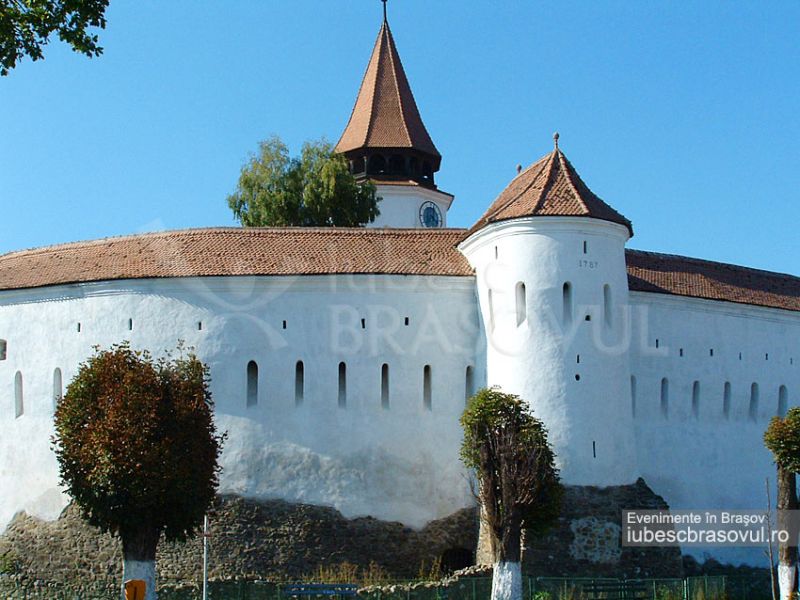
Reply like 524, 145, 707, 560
491, 561, 522, 600
121, 559, 157, 600
779, 564, 796, 600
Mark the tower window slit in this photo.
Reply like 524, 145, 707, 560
53, 368, 63, 411
0, 339, 6, 361
562, 282, 573, 325
295, 361, 304, 406
692, 381, 700, 419
338, 362, 347, 408
515, 282, 527, 326
246, 361, 258, 407
465, 366, 475, 403
127, 318, 133, 331
423, 365, 432, 411
381, 363, 390, 409
487, 290, 496, 331
14, 371, 23, 418
630, 375, 637, 418
603, 284, 612, 327
778, 385, 788, 417
660, 378, 669, 419
749, 383, 759, 421
723, 382, 732, 420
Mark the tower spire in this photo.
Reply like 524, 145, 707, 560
335, 6, 441, 187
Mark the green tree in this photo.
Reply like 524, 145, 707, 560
0, 0, 108, 75
460, 388, 562, 600
227, 136, 380, 227
52, 342, 224, 600
765, 408, 800, 600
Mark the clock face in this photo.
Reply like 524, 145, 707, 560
419, 201, 442, 228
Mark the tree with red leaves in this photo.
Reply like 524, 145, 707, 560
52, 342, 224, 600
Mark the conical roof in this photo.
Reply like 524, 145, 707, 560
470, 139, 633, 236
335, 19, 440, 166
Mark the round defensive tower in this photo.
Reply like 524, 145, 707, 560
459, 135, 638, 486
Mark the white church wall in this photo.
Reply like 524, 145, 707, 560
0, 273, 483, 533
629, 291, 800, 565
368, 184, 453, 228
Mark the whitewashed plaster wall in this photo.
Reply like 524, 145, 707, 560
367, 184, 453, 228
1, 254, 798, 568
460, 217, 639, 487
0, 274, 484, 533
629, 291, 800, 565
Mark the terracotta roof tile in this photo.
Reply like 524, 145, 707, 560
626, 249, 800, 312
1, 229, 798, 314
335, 20, 440, 161
0, 228, 473, 291
470, 147, 632, 235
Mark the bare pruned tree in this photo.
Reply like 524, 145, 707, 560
461, 388, 562, 600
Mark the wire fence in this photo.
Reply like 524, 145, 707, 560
0, 574, 774, 600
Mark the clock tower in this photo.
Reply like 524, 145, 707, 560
335, 6, 453, 228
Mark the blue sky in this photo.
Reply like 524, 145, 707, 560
1, 1, 798, 274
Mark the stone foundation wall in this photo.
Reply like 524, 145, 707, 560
478, 478, 683, 578
0, 479, 682, 590
0, 495, 478, 588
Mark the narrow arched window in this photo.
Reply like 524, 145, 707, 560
779, 386, 788, 417
692, 381, 700, 419
295, 361, 304, 406
127, 318, 133, 331
603, 284, 612, 327
487, 289, 495, 331
465, 366, 475, 404
381, 363, 390, 409
246, 361, 258, 407
423, 365, 432, 411
53, 368, 63, 411
660, 378, 669, 419
14, 371, 23, 418
338, 362, 347, 408
630, 376, 637, 418
723, 382, 732, 420
515, 282, 527, 327
749, 383, 759, 421
0, 339, 6, 361
562, 282, 573, 325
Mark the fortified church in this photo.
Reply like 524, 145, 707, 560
1, 8, 799, 569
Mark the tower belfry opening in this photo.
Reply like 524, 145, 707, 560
335, 9, 441, 188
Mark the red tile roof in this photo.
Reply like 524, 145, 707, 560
0, 228, 473, 291
470, 145, 633, 235
335, 19, 440, 162
1, 228, 798, 313
626, 249, 800, 312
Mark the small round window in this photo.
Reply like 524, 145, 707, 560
419, 201, 442, 228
